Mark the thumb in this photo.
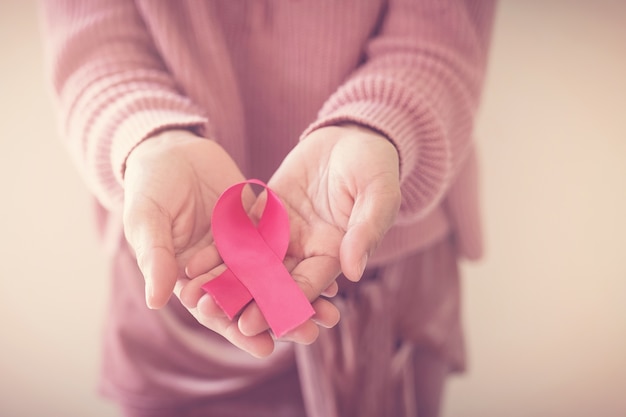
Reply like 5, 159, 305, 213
123, 203, 178, 309
339, 182, 400, 282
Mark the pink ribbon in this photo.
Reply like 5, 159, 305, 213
201, 179, 314, 338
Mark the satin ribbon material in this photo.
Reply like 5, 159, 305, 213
202, 179, 314, 338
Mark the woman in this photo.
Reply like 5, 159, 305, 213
41, 1, 495, 416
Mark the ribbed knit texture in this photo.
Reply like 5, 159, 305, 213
41, 0, 495, 414
42, 0, 493, 261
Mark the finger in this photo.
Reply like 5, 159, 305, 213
179, 264, 227, 309
276, 299, 339, 343
177, 285, 274, 357
173, 276, 193, 301
194, 292, 229, 319
277, 320, 319, 345
196, 295, 275, 358
222, 323, 275, 358
124, 203, 178, 309
340, 182, 400, 281
321, 281, 339, 298
237, 302, 267, 336
311, 298, 340, 328
185, 244, 222, 278
291, 255, 342, 300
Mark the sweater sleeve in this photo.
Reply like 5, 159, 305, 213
40, 0, 209, 209
302, 0, 496, 222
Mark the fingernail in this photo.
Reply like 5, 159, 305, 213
356, 255, 368, 280
145, 282, 155, 309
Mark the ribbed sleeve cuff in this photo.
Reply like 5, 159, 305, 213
84, 91, 209, 209
110, 109, 208, 185
301, 79, 451, 222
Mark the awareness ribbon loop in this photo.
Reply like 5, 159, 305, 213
201, 179, 314, 338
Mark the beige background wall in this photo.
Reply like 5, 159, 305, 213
1, 2, 624, 416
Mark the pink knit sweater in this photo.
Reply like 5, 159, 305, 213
42, 0, 493, 262
41, 0, 494, 413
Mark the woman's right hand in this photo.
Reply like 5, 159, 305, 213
122, 129, 279, 357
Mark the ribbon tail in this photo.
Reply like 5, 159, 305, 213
202, 268, 253, 319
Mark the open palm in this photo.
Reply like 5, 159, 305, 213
122, 130, 282, 355
228, 125, 402, 338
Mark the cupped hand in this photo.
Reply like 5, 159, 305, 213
189, 124, 402, 340
123, 129, 278, 357
270, 123, 401, 283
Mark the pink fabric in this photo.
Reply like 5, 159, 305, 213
296, 238, 463, 417
41, 0, 493, 261
40, 0, 495, 414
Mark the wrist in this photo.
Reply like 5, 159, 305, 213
132, 128, 204, 154
334, 122, 387, 139
312, 123, 397, 152
124, 129, 208, 177
325, 123, 400, 161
